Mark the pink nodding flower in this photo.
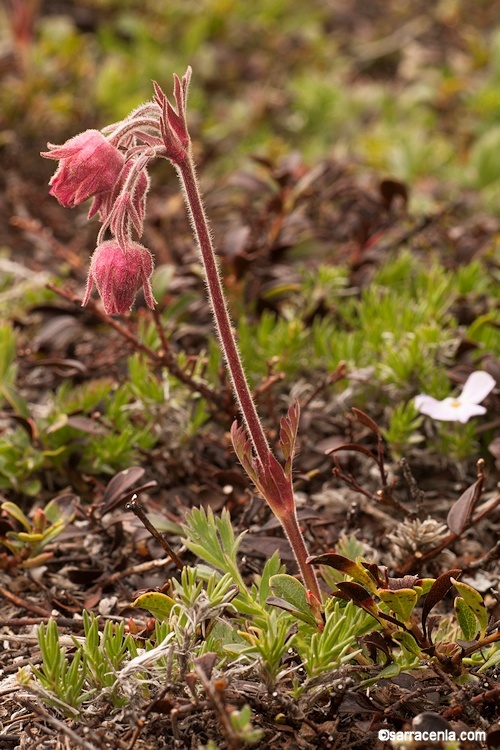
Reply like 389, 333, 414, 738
82, 240, 156, 315
41, 130, 125, 208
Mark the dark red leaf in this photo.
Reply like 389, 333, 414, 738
101, 467, 146, 514
335, 581, 378, 617
379, 178, 408, 210
351, 408, 381, 436
325, 443, 377, 461
360, 630, 391, 660
338, 692, 382, 714
307, 552, 358, 575
362, 562, 384, 587
446, 477, 484, 536
421, 569, 462, 640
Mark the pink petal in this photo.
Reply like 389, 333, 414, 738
460, 371, 496, 405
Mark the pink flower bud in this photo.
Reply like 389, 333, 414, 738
82, 240, 156, 315
41, 130, 125, 208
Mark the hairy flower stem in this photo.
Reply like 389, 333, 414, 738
176, 153, 321, 601
280, 510, 321, 599
176, 157, 270, 467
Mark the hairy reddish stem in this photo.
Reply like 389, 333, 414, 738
176, 157, 270, 468
280, 509, 321, 599
175, 153, 321, 602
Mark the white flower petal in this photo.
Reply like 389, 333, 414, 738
454, 403, 487, 423
415, 395, 486, 422
415, 395, 452, 419
460, 371, 496, 405
420, 397, 465, 421
414, 394, 441, 413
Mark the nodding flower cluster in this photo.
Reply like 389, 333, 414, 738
41, 69, 192, 315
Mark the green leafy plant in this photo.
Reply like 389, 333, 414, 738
307, 551, 500, 675
0, 323, 28, 417
28, 614, 147, 716
0, 496, 74, 568
28, 619, 92, 717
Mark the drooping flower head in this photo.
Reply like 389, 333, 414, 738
41, 130, 125, 208
83, 240, 156, 315
415, 371, 496, 423
41, 72, 193, 316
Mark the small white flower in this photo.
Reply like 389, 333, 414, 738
415, 371, 496, 424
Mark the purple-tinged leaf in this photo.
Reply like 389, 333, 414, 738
446, 476, 484, 536
421, 569, 462, 640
